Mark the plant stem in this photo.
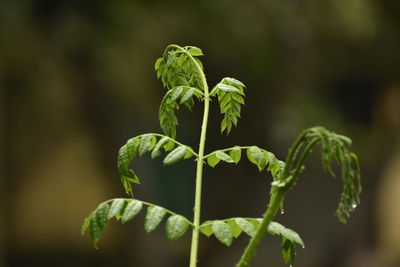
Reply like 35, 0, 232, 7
236, 189, 284, 267
188, 53, 210, 267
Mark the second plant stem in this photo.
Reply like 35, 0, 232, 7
189, 53, 210, 267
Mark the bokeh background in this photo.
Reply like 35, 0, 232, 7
2, 0, 400, 266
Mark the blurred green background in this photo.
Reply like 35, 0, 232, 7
2, 0, 400, 266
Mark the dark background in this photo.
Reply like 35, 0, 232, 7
2, 0, 400, 266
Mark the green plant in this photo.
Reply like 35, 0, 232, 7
81, 44, 361, 267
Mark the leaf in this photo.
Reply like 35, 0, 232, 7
212, 221, 233, 246
81, 216, 91, 235
217, 84, 240, 93
229, 146, 242, 163
139, 134, 156, 156
247, 146, 267, 171
163, 146, 187, 166
108, 199, 125, 220
145, 206, 167, 233
227, 219, 242, 238
89, 215, 102, 248
171, 86, 184, 102
177, 53, 186, 66
165, 215, 189, 240
267, 222, 305, 248
207, 153, 221, 167
121, 200, 143, 224
224, 77, 245, 88
154, 58, 163, 70
281, 238, 296, 264
235, 218, 256, 237
188, 47, 203, 56
151, 137, 170, 159
95, 203, 110, 229
199, 221, 213, 237
163, 139, 175, 151
215, 151, 234, 163
180, 88, 195, 104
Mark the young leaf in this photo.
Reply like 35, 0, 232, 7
95, 203, 110, 229
216, 151, 234, 163
108, 199, 125, 220
81, 215, 91, 236
235, 218, 256, 237
139, 134, 156, 156
165, 215, 189, 240
247, 146, 267, 171
89, 215, 102, 248
163, 146, 187, 166
207, 153, 221, 167
188, 47, 203, 56
217, 84, 240, 93
212, 221, 233, 246
224, 77, 245, 88
121, 200, 143, 224
151, 137, 170, 159
281, 238, 296, 264
145, 206, 167, 233
229, 146, 242, 163
227, 219, 242, 238
199, 221, 213, 237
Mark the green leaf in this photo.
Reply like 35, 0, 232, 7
247, 146, 267, 171
267, 222, 305, 248
177, 53, 186, 66
216, 151, 234, 163
171, 86, 184, 102
163, 146, 187, 166
121, 200, 143, 224
81, 215, 91, 235
139, 134, 156, 156
188, 47, 203, 56
145, 206, 167, 233
212, 221, 233, 246
281, 238, 296, 264
108, 199, 125, 220
180, 88, 195, 104
199, 221, 213, 237
151, 137, 170, 159
163, 139, 175, 151
224, 77, 245, 88
89, 215, 102, 248
95, 203, 110, 229
227, 219, 242, 238
235, 218, 256, 237
207, 153, 221, 167
165, 215, 189, 240
217, 84, 240, 93
229, 146, 242, 163
154, 58, 163, 70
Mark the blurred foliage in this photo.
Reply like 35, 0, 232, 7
2, 0, 400, 266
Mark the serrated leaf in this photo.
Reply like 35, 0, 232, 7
235, 218, 256, 237
95, 203, 110, 229
180, 88, 195, 104
216, 151, 234, 163
165, 215, 189, 240
188, 47, 203, 56
139, 135, 156, 156
207, 153, 221, 167
108, 199, 125, 220
145, 206, 166, 233
229, 147, 242, 163
212, 221, 233, 246
151, 137, 170, 158
121, 200, 143, 224
163, 146, 187, 166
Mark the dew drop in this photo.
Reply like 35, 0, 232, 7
280, 210, 285, 215
351, 203, 357, 209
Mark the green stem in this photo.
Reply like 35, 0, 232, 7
236, 189, 284, 267
183, 49, 210, 267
